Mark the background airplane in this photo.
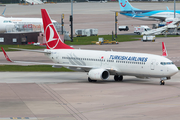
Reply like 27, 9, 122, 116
118, 0, 180, 21
0, 16, 16, 33
0, 8, 57, 33
0, 15, 57, 33
1, 9, 179, 85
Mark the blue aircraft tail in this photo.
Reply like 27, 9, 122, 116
118, 0, 140, 11
1, 8, 6, 16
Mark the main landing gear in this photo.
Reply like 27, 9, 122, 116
114, 75, 123, 82
88, 77, 97, 82
160, 80, 165, 85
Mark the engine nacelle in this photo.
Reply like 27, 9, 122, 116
88, 68, 110, 80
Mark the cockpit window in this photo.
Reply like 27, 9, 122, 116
160, 62, 174, 65
3, 21, 12, 23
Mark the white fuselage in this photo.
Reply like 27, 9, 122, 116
0, 16, 15, 33
0, 16, 57, 33
44, 49, 178, 78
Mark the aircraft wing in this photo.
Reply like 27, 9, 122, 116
8, 48, 51, 54
148, 16, 166, 21
136, 14, 166, 21
1, 47, 53, 65
53, 64, 117, 73
1, 47, 117, 73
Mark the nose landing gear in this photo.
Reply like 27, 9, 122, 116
160, 80, 165, 85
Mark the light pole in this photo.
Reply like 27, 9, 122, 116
115, 12, 118, 39
174, 0, 176, 18
61, 14, 64, 35
70, 0, 73, 42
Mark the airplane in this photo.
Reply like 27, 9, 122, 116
118, 0, 180, 21
0, 10, 71, 40
0, 8, 57, 33
1, 9, 179, 85
0, 16, 16, 33
0, 8, 16, 32
0, 15, 57, 33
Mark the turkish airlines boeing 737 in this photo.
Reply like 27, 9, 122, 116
1, 9, 179, 85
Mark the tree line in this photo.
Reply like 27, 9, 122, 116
0, 0, 90, 4
0, 0, 20, 3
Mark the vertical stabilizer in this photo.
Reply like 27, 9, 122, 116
118, 0, 140, 11
41, 9, 73, 49
1, 8, 6, 16
162, 42, 168, 57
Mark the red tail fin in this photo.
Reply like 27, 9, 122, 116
41, 9, 73, 49
162, 42, 168, 57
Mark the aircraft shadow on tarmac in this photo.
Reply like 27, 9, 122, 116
70, 78, 162, 86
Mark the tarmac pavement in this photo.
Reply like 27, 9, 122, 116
0, 72, 180, 120
0, 2, 180, 120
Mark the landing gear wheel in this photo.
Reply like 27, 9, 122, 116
114, 75, 123, 82
160, 80, 165, 85
114, 75, 119, 81
88, 77, 97, 82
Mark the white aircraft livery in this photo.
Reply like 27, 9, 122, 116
1, 9, 179, 85
0, 8, 56, 33
0, 16, 15, 33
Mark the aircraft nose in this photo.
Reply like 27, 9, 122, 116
169, 65, 179, 75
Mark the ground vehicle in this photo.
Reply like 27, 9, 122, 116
134, 25, 151, 35
134, 26, 151, 35
118, 26, 129, 31
142, 36, 155, 42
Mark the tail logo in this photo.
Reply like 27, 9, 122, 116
120, 1, 127, 7
45, 23, 59, 49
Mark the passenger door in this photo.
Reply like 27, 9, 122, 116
150, 59, 156, 70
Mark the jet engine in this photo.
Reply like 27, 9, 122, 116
88, 68, 110, 80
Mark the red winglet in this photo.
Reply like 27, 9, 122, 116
1, 47, 13, 62
41, 9, 73, 50
162, 42, 168, 57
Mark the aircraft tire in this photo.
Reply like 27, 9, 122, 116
114, 75, 123, 82
160, 80, 165, 85
114, 75, 119, 81
118, 75, 123, 81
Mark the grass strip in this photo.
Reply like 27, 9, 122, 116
65, 35, 141, 45
0, 34, 179, 51
0, 65, 73, 72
